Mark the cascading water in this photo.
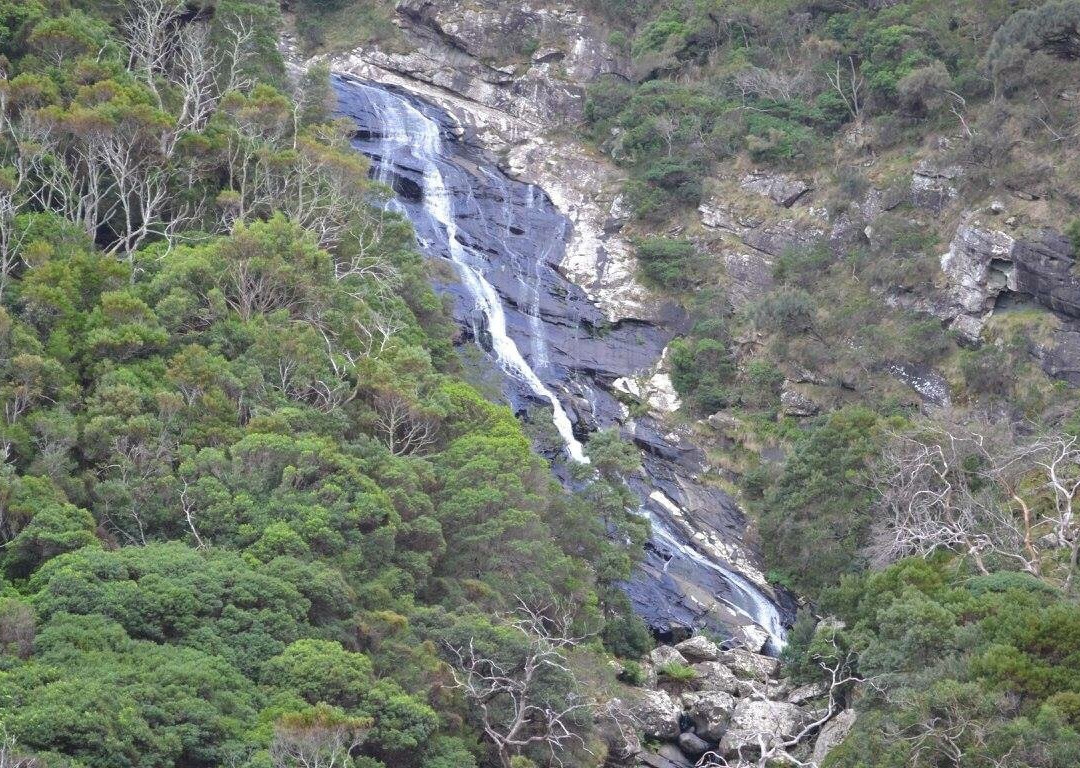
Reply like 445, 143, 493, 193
348, 78, 586, 463
333, 73, 790, 653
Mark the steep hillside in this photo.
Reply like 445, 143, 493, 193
289, 0, 1080, 766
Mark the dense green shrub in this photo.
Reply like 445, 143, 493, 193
757, 407, 881, 598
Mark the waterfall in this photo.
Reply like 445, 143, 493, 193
346, 80, 587, 464
333, 74, 788, 653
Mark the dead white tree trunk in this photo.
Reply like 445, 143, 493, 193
445, 598, 594, 768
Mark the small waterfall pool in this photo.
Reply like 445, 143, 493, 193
332, 73, 789, 653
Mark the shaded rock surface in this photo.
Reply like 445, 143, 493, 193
638, 745, 694, 768
683, 690, 736, 741
938, 217, 1080, 344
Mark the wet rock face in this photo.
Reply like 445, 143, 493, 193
939, 219, 1080, 344
334, 76, 790, 652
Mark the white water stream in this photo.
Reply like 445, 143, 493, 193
358, 82, 588, 463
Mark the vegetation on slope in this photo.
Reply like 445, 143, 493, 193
579, 1, 1080, 765
0, 2, 653, 767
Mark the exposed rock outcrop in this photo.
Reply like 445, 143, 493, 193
631, 689, 683, 740
333, 0, 627, 131
683, 690, 737, 741
938, 218, 1080, 343
812, 708, 857, 765
719, 699, 808, 755
911, 159, 962, 213
780, 385, 821, 417
741, 171, 811, 208
1041, 328, 1080, 384
675, 635, 723, 663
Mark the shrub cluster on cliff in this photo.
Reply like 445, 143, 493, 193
0, 2, 652, 766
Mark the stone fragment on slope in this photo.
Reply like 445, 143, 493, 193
682, 690, 737, 741
719, 699, 808, 756
674, 635, 722, 662
649, 645, 689, 668
721, 648, 779, 680
689, 661, 740, 695
630, 689, 682, 740
812, 709, 857, 765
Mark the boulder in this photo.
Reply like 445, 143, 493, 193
740, 625, 771, 654
631, 690, 682, 741
736, 680, 762, 698
911, 159, 963, 213
741, 171, 811, 208
721, 649, 780, 680
780, 386, 820, 417
706, 412, 742, 434
690, 662, 740, 695
650, 645, 690, 668
812, 709, 857, 765
720, 700, 808, 756
786, 680, 828, 705
677, 732, 711, 757
638, 744, 695, 768
683, 690, 737, 741
596, 699, 642, 763
675, 635, 722, 663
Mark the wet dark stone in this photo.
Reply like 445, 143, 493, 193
332, 73, 789, 652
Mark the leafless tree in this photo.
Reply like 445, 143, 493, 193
0, 601, 35, 660
179, 480, 206, 550
0, 102, 33, 300
123, 0, 185, 105
871, 421, 1080, 586
733, 66, 799, 103
827, 57, 863, 123
0, 725, 38, 768
445, 598, 595, 768
270, 711, 369, 768
1016, 434, 1080, 590
372, 392, 437, 457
